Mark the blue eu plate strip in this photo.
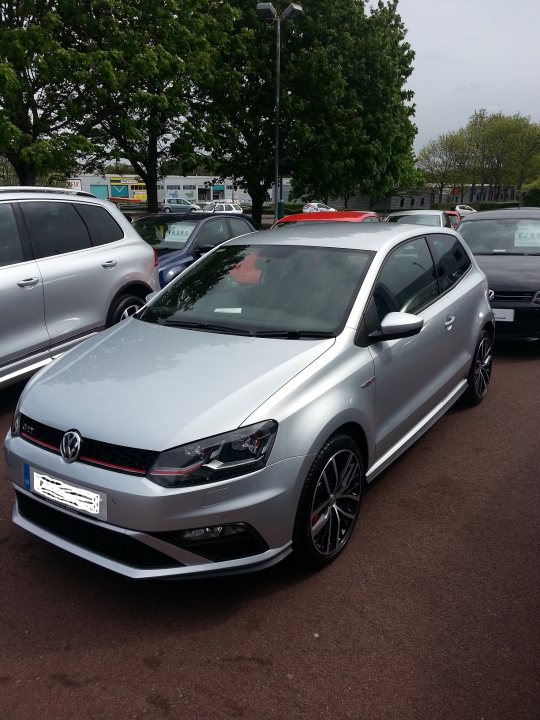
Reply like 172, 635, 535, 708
23, 464, 31, 490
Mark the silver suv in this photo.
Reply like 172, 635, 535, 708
0, 187, 159, 389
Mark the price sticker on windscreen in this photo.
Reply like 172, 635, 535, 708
515, 223, 540, 248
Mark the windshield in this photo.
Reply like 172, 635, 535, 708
134, 218, 197, 253
139, 243, 374, 336
458, 218, 540, 255
387, 214, 440, 226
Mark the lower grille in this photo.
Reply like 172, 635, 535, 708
16, 492, 183, 570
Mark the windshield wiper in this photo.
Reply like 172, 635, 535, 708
159, 319, 253, 336
253, 330, 336, 339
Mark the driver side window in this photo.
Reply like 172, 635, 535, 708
194, 219, 229, 249
373, 238, 438, 322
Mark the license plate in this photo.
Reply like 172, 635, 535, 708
30, 467, 107, 520
493, 308, 514, 322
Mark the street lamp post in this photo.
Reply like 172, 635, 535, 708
256, 2, 302, 224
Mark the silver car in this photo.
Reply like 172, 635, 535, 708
386, 209, 453, 228
0, 187, 160, 389
4, 223, 494, 579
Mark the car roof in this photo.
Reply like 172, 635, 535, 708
0, 186, 100, 202
386, 209, 446, 216
231, 218, 458, 252
458, 207, 540, 222
135, 212, 253, 223
275, 211, 377, 225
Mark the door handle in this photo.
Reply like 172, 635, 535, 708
17, 278, 40, 287
101, 260, 117, 268
444, 315, 455, 330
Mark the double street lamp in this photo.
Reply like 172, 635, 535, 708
256, 2, 303, 223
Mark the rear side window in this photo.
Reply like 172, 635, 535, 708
195, 218, 229, 248
21, 201, 91, 258
228, 217, 253, 237
0, 203, 24, 267
428, 234, 471, 291
75, 204, 124, 245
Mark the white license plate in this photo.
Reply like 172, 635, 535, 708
494, 308, 514, 322
31, 469, 107, 520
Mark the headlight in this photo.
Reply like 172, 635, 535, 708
148, 420, 278, 488
10, 397, 22, 437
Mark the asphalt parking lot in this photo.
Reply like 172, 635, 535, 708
1, 342, 539, 720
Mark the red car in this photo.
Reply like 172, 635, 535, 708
271, 210, 381, 228
446, 210, 461, 229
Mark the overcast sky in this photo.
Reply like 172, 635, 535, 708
385, 0, 540, 152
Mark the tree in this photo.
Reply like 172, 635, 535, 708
183, 0, 418, 222
416, 134, 456, 202
74, 0, 217, 212
0, 0, 92, 184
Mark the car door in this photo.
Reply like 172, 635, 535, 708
0, 202, 50, 374
20, 200, 123, 346
366, 236, 458, 458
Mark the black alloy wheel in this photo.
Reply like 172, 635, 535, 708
463, 329, 493, 405
293, 434, 364, 569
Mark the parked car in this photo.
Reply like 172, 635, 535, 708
0, 187, 159, 390
303, 202, 336, 213
5, 222, 494, 580
457, 208, 540, 340
450, 204, 476, 218
161, 197, 201, 213
133, 211, 257, 286
272, 211, 381, 228
198, 201, 244, 214
385, 210, 454, 228
446, 210, 461, 229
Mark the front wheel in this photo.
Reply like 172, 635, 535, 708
292, 434, 364, 569
106, 294, 144, 327
463, 329, 493, 405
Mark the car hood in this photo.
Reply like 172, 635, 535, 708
20, 319, 334, 451
474, 254, 540, 291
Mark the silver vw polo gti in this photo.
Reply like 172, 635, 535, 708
4, 223, 494, 579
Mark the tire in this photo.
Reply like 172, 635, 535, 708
462, 329, 493, 405
163, 207, 171, 213
107, 294, 144, 327
292, 434, 364, 569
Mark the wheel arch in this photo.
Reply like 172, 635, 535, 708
106, 282, 154, 323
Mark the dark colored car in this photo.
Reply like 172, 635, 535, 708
133, 212, 258, 286
457, 208, 540, 340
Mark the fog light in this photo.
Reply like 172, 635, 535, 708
180, 524, 246, 542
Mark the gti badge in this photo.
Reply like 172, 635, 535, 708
61, 430, 82, 463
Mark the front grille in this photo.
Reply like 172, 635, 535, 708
16, 492, 183, 570
493, 291, 535, 303
20, 414, 157, 475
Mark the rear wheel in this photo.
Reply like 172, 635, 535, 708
106, 294, 144, 327
163, 207, 171, 213
463, 329, 493, 405
292, 434, 364, 569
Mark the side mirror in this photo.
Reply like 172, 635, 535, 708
371, 311, 423, 342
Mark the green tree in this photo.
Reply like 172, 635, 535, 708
0, 0, 92, 184
76, 0, 217, 212
184, 0, 417, 222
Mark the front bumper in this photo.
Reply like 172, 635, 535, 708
5, 432, 310, 579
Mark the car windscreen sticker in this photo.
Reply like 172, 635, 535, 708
515, 222, 540, 248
